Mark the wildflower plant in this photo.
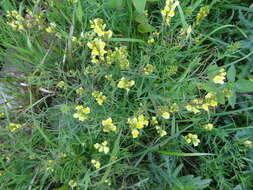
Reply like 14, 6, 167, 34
1, 0, 253, 189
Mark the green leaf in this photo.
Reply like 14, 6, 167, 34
109, 38, 145, 43
134, 12, 148, 24
0, 0, 13, 11
132, 0, 146, 13
53, 185, 68, 190
76, 1, 83, 23
228, 90, 236, 108
227, 65, 236, 82
157, 151, 215, 157
207, 64, 219, 79
235, 79, 253, 93
137, 23, 155, 33
106, 0, 124, 9
216, 91, 225, 104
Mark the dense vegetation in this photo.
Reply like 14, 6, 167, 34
0, 0, 253, 189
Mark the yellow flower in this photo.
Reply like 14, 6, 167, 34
243, 140, 252, 148
76, 87, 85, 96
213, 75, 225, 84
151, 116, 158, 125
91, 159, 101, 169
143, 64, 154, 75
90, 18, 113, 39
196, 6, 210, 26
87, 38, 106, 57
102, 118, 117, 132
205, 93, 218, 107
131, 129, 139, 138
144, 10, 148, 17
203, 123, 214, 131
6, 123, 22, 132
57, 81, 67, 90
148, 38, 154, 44
128, 114, 149, 138
68, 180, 77, 188
210, 100, 218, 107
184, 133, 200, 146
94, 141, 110, 154
213, 69, 226, 84
202, 103, 209, 111
46, 22, 56, 33
186, 104, 193, 111
170, 103, 179, 113
106, 46, 129, 69
117, 77, 135, 92
92, 91, 107, 105
152, 31, 160, 37
186, 104, 200, 114
161, 0, 180, 25
7, 21, 24, 31
26, 8, 33, 15
162, 112, 170, 119
73, 105, 90, 121
156, 126, 167, 137
128, 114, 149, 129
7, 10, 18, 18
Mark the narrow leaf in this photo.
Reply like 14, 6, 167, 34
157, 151, 215, 156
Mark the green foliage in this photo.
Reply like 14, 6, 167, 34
0, 0, 253, 189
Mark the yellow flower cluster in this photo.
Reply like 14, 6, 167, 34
167, 65, 178, 76
213, 69, 226, 84
102, 118, 117, 132
143, 64, 154, 75
186, 93, 218, 113
6, 10, 25, 31
73, 105, 90, 121
155, 126, 167, 137
94, 141, 110, 154
128, 114, 149, 138
6, 123, 22, 132
92, 91, 107, 105
87, 18, 113, 64
57, 81, 67, 90
91, 159, 101, 169
68, 180, 77, 188
46, 160, 54, 172
196, 6, 210, 26
161, 0, 180, 25
106, 46, 130, 69
90, 18, 113, 39
184, 133, 200, 146
170, 103, 179, 113
203, 123, 214, 131
6, 9, 44, 31
87, 38, 106, 64
46, 22, 56, 33
148, 31, 159, 44
76, 87, 85, 96
158, 107, 170, 119
117, 77, 135, 92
